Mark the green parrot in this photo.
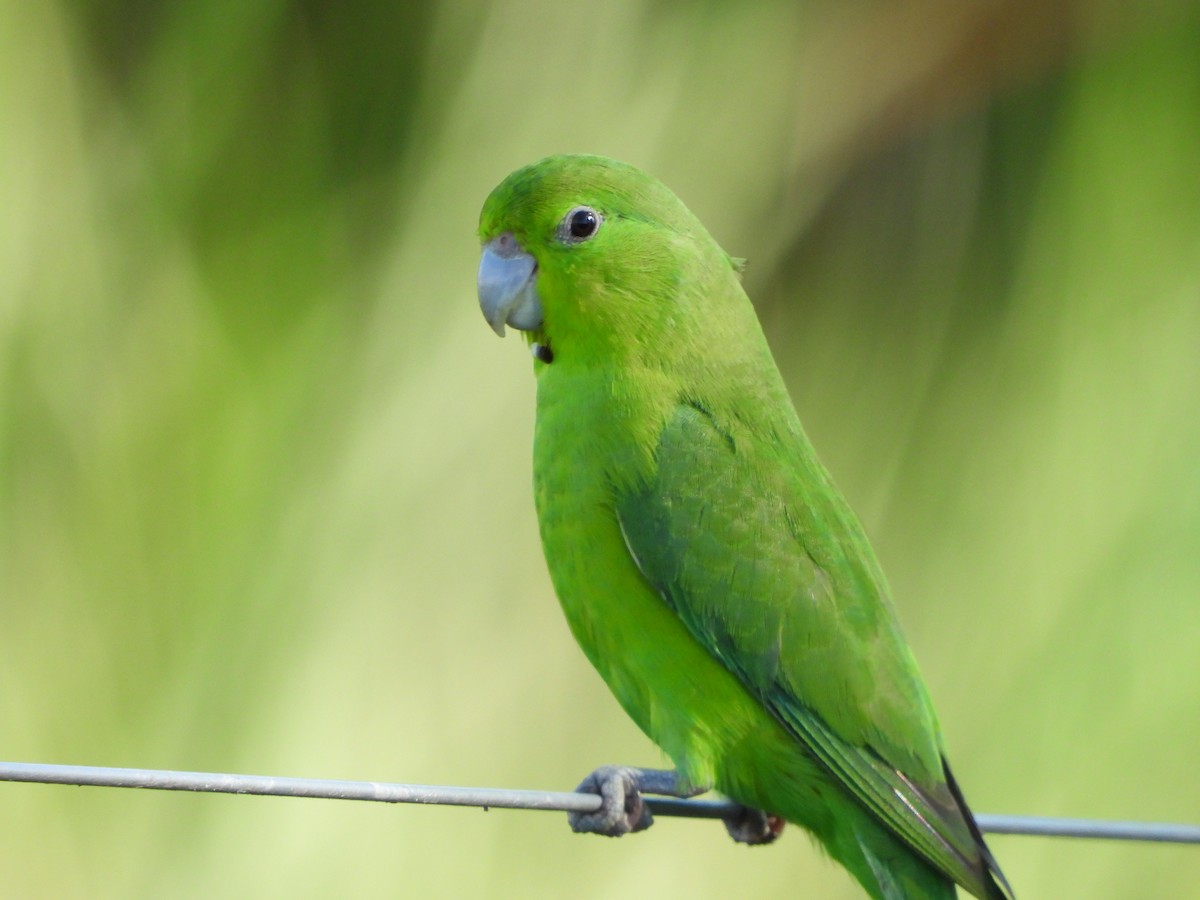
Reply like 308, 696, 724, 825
476, 154, 1011, 900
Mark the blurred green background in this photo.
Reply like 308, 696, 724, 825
3, 1, 1199, 897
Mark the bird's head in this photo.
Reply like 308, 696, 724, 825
477, 154, 743, 369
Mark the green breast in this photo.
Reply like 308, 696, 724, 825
529, 363, 798, 794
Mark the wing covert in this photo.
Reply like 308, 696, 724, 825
615, 401, 1001, 895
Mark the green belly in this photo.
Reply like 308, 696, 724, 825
531, 371, 827, 821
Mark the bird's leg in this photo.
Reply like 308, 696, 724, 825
568, 766, 703, 837
722, 805, 786, 846
568, 765, 785, 845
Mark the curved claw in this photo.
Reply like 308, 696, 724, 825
723, 805, 786, 846
568, 766, 655, 837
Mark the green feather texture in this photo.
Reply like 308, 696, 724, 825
479, 155, 1012, 900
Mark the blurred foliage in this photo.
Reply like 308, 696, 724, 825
2, 0, 1199, 897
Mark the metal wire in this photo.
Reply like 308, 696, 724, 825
2, 761, 1198, 844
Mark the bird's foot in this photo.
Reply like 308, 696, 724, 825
723, 804, 786, 846
568, 766, 697, 837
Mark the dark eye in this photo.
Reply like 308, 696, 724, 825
559, 206, 603, 243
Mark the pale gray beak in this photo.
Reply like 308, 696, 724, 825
478, 233, 542, 337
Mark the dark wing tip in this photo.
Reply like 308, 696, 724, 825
943, 759, 1015, 900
